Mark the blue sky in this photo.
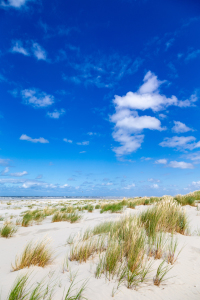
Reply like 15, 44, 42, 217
1, 0, 200, 196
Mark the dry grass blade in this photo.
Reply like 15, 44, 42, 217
12, 238, 54, 271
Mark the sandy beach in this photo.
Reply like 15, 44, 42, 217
0, 197, 200, 300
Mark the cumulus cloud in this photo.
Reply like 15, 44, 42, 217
159, 136, 200, 150
10, 171, 28, 177
63, 138, 73, 143
110, 71, 197, 157
20, 134, 49, 143
172, 121, 193, 133
21, 89, 54, 108
168, 161, 194, 169
112, 131, 144, 156
47, 109, 65, 119
11, 41, 29, 56
113, 71, 197, 112
32, 42, 47, 60
1, 0, 29, 8
155, 159, 168, 164
77, 141, 89, 145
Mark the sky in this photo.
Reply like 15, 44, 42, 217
0, 0, 200, 197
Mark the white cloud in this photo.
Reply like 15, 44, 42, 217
110, 71, 197, 157
20, 134, 49, 144
47, 109, 65, 119
185, 49, 200, 61
1, 167, 9, 175
155, 159, 168, 164
172, 121, 193, 133
168, 161, 194, 169
21, 89, 54, 108
123, 183, 135, 189
141, 157, 151, 161
186, 151, 200, 161
60, 184, 69, 188
1, 0, 29, 8
192, 181, 200, 186
0, 159, 10, 166
148, 178, 160, 182
151, 184, 159, 188
77, 141, 89, 145
112, 131, 144, 156
63, 138, 73, 143
87, 132, 97, 136
111, 109, 165, 132
113, 71, 196, 112
11, 41, 29, 56
80, 151, 86, 153
10, 171, 28, 177
159, 136, 200, 150
159, 113, 167, 119
32, 42, 47, 60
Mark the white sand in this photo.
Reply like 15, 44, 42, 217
0, 199, 200, 299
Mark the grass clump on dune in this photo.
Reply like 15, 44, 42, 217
22, 213, 33, 227
52, 212, 82, 223
0, 224, 17, 238
7, 274, 29, 300
7, 274, 55, 300
100, 202, 124, 213
140, 197, 188, 236
12, 238, 54, 271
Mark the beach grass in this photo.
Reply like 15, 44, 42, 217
12, 238, 54, 271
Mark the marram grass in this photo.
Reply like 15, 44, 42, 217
12, 238, 54, 271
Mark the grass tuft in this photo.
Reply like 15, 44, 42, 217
0, 224, 17, 238
12, 238, 54, 271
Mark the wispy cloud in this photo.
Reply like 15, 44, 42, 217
63, 52, 143, 88
0, 159, 10, 166
0, 167, 9, 175
155, 159, 168, 164
77, 141, 89, 146
10, 171, 28, 177
21, 88, 54, 108
11, 40, 48, 61
63, 138, 73, 143
172, 121, 194, 133
123, 183, 135, 189
168, 161, 194, 169
32, 42, 47, 60
159, 136, 200, 151
11, 40, 29, 56
1, 0, 30, 8
185, 49, 200, 61
20, 134, 49, 143
47, 109, 65, 119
